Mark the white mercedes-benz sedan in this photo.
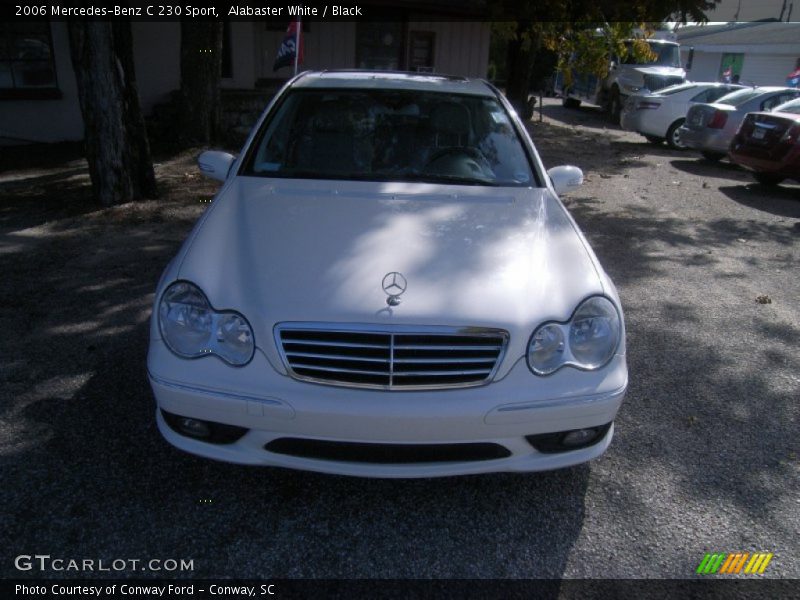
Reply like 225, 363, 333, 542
148, 71, 628, 477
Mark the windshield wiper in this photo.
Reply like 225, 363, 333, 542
254, 170, 377, 180
249, 169, 503, 186
396, 173, 498, 186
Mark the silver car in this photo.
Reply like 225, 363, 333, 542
621, 82, 744, 149
679, 86, 800, 161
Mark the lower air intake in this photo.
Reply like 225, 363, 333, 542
265, 438, 512, 464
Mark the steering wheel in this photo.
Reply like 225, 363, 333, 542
422, 147, 495, 183
423, 147, 484, 169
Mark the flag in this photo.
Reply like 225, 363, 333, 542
272, 19, 303, 72
787, 67, 800, 88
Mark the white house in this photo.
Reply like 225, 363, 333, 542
677, 21, 800, 87
0, 15, 491, 144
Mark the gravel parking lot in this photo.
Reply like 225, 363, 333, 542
1, 98, 798, 581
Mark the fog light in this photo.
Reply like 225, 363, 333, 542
177, 417, 211, 439
161, 410, 249, 444
526, 422, 612, 453
562, 428, 598, 447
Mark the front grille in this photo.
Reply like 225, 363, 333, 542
275, 323, 508, 390
265, 438, 512, 463
643, 74, 683, 92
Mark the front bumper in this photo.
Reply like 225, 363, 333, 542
148, 341, 627, 478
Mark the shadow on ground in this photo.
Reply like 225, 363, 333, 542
718, 184, 800, 218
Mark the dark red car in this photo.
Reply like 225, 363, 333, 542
729, 98, 800, 185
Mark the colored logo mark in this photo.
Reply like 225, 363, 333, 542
696, 552, 774, 575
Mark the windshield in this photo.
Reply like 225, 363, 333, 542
622, 41, 681, 68
773, 98, 800, 114
715, 88, 762, 107
243, 89, 535, 187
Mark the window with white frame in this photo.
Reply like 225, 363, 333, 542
0, 22, 59, 98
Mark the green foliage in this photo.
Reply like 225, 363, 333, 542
489, 0, 720, 105
549, 23, 657, 87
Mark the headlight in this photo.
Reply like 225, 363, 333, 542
527, 296, 620, 375
528, 324, 565, 375
158, 281, 255, 366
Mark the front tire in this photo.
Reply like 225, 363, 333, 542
753, 172, 784, 186
701, 151, 725, 162
521, 96, 536, 120
562, 93, 581, 109
608, 87, 622, 124
666, 119, 686, 150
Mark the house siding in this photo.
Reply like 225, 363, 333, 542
131, 22, 180, 112
407, 21, 490, 78
684, 49, 799, 86
131, 22, 256, 101
3, 20, 491, 144
684, 50, 724, 83
258, 21, 489, 79
740, 53, 798, 87
678, 23, 800, 88
225, 21, 257, 89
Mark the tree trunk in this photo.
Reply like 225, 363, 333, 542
179, 22, 223, 145
504, 24, 535, 119
68, 21, 157, 207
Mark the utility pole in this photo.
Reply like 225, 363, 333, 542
294, 16, 301, 75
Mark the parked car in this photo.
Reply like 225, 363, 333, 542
555, 36, 686, 122
679, 86, 800, 161
147, 71, 628, 478
621, 82, 745, 149
729, 97, 800, 185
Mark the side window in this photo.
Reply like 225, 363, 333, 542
760, 96, 778, 111
690, 89, 712, 103
762, 93, 798, 111
703, 87, 736, 103
780, 91, 800, 106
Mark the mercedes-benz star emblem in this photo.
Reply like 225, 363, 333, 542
382, 272, 407, 306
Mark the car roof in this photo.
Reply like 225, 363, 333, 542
686, 82, 743, 87
290, 70, 497, 97
659, 82, 739, 92
749, 86, 799, 94
711, 87, 799, 107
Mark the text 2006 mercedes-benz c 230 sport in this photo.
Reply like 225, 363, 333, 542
147, 71, 628, 477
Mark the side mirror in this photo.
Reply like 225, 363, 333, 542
686, 47, 694, 71
197, 150, 236, 182
547, 165, 584, 195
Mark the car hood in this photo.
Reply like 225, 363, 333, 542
630, 66, 685, 78
175, 178, 604, 338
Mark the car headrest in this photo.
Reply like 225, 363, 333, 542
311, 101, 368, 133
430, 102, 471, 136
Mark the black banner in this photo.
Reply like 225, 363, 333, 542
2, 1, 489, 23
3, 579, 799, 600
